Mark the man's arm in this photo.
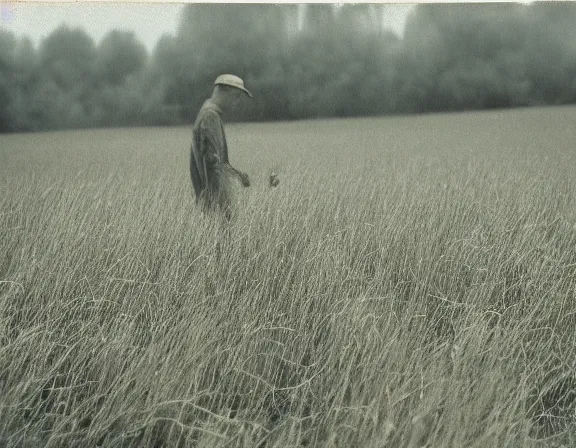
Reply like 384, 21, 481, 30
189, 141, 203, 200
223, 165, 250, 187
201, 113, 250, 187
200, 115, 222, 166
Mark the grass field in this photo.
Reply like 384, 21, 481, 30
1, 106, 576, 447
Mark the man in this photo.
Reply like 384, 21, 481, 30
190, 74, 252, 219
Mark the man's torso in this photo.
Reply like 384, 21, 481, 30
192, 100, 228, 164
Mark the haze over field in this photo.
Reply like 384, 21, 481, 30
1, 107, 576, 446
1, 3, 576, 132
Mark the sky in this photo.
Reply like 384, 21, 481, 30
0, 2, 187, 52
0, 2, 413, 53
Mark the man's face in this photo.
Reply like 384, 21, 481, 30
228, 89, 243, 110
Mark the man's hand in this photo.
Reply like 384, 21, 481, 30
240, 172, 250, 187
269, 172, 279, 187
205, 150, 220, 164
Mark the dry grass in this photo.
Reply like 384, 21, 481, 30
1, 106, 576, 447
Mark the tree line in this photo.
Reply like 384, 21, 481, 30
1, 3, 576, 132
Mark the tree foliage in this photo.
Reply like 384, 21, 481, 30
1, 3, 576, 132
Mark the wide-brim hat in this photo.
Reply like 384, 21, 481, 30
214, 74, 253, 98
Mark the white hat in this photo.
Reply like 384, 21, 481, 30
214, 74, 253, 98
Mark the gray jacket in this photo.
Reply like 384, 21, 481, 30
189, 100, 229, 202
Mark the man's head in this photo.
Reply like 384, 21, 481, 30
211, 74, 252, 113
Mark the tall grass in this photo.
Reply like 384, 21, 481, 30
1, 107, 576, 447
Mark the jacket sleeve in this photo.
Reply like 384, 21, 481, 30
199, 112, 227, 166
189, 140, 203, 200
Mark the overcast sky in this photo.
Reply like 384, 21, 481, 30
0, 3, 413, 53
1, 2, 186, 52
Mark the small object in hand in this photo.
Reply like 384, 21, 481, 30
269, 172, 279, 187
241, 172, 250, 187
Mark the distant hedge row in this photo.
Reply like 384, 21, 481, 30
1, 3, 576, 132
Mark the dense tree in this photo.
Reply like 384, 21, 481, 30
1, 3, 576, 132
95, 30, 147, 86
39, 25, 96, 90
169, 4, 298, 121
0, 30, 15, 131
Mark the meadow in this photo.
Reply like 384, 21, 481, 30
1, 106, 576, 447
